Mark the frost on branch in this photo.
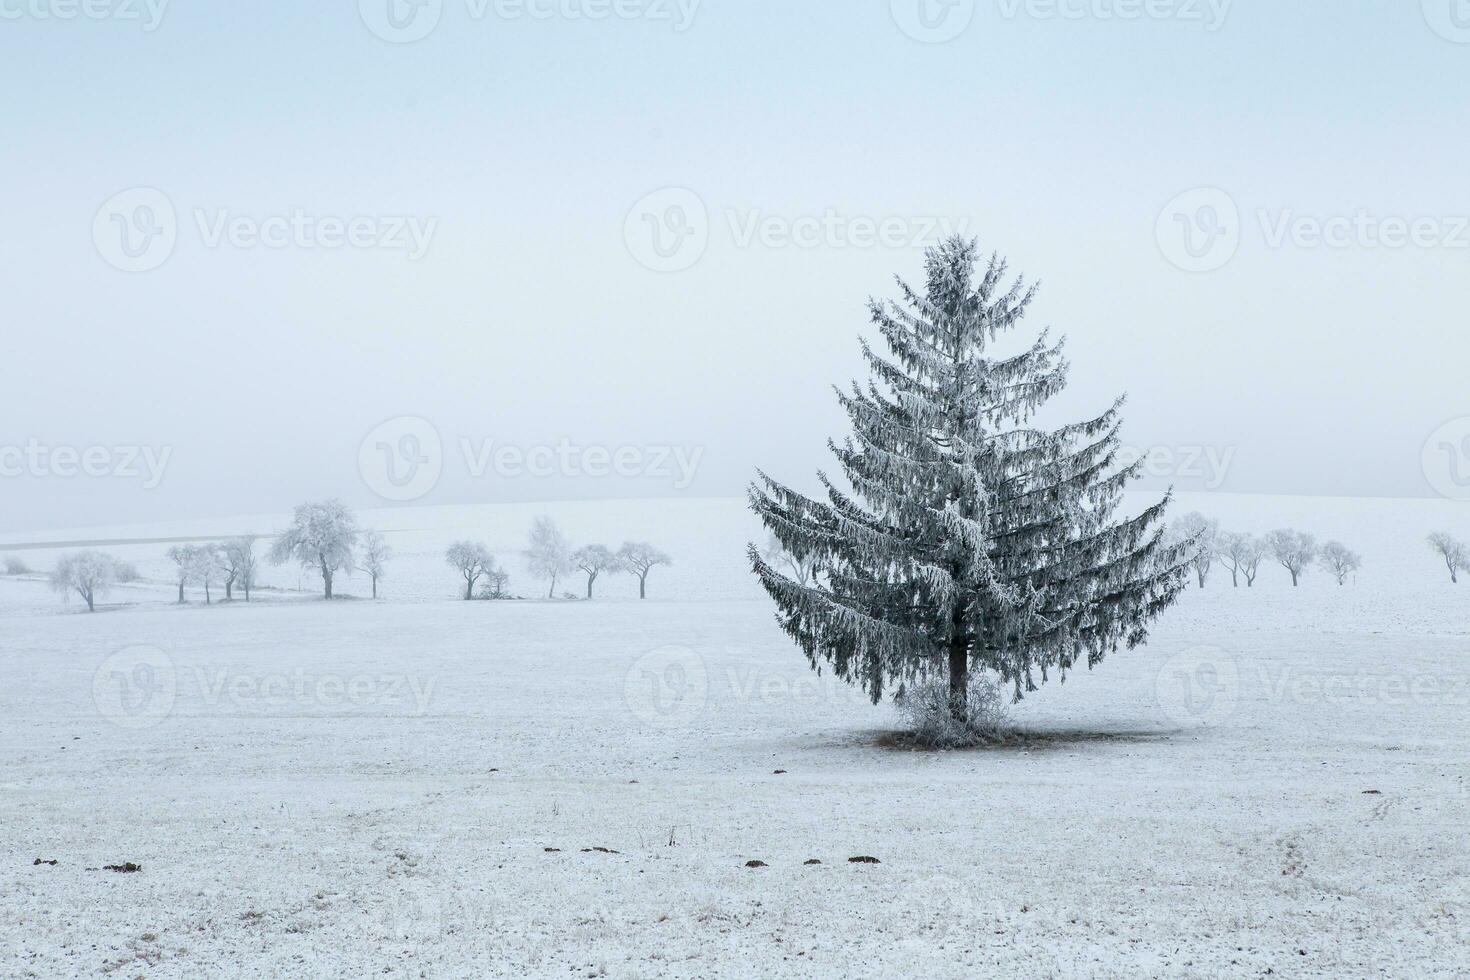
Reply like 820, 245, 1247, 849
748, 236, 1191, 722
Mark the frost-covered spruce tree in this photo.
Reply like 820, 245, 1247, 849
749, 237, 1191, 722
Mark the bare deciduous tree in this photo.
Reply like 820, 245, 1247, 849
524, 517, 574, 599
479, 567, 512, 599
760, 532, 822, 587
50, 551, 117, 612
220, 537, 258, 602
1320, 541, 1362, 585
189, 545, 220, 604
166, 545, 195, 603
268, 500, 360, 599
573, 544, 620, 599
447, 540, 494, 600
617, 541, 671, 599
1218, 531, 1252, 588
1265, 529, 1318, 587
362, 531, 392, 599
1171, 512, 1219, 588
1427, 532, 1468, 584
1238, 535, 1268, 587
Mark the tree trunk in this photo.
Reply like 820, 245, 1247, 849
1230, 570, 1239, 587
323, 568, 333, 599
1290, 571, 1299, 587
586, 574, 595, 599
372, 577, 378, 599
85, 589, 95, 613
465, 577, 475, 600
204, 582, 211, 604
548, 573, 556, 599
948, 636, 968, 723
638, 574, 647, 599
225, 579, 233, 601
178, 582, 185, 603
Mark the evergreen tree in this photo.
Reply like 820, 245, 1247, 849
748, 237, 1191, 722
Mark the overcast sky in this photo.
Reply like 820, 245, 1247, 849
4, 1, 1469, 532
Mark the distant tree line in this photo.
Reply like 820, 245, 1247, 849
449, 515, 671, 601
17, 500, 672, 612
1169, 512, 1362, 588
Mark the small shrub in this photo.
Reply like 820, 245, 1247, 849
895, 674, 1010, 748
113, 561, 141, 583
3, 556, 30, 575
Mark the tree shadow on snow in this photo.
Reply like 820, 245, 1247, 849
872, 726, 1185, 754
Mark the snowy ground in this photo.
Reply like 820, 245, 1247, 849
3, 495, 1469, 978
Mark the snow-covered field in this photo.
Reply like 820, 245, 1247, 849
4, 494, 1469, 978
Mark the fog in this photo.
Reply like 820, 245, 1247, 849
4, 1, 1468, 532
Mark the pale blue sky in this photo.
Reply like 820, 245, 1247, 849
4, 1, 1469, 529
